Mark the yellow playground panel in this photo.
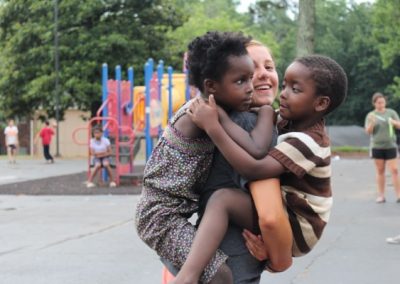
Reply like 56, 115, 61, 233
133, 73, 187, 131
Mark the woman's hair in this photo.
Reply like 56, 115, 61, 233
372, 92, 385, 104
187, 31, 252, 92
295, 54, 348, 115
245, 39, 274, 60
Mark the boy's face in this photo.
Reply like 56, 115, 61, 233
279, 61, 319, 122
211, 55, 254, 112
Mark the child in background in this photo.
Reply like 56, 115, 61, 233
36, 121, 55, 163
173, 55, 348, 283
135, 31, 276, 283
86, 125, 116, 188
4, 119, 18, 164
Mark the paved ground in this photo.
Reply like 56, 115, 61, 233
0, 156, 399, 283
0, 158, 144, 195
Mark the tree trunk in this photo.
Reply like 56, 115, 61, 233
297, 0, 315, 57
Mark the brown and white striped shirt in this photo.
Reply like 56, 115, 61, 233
269, 119, 332, 257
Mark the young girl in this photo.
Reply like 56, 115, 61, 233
135, 31, 276, 283
173, 55, 348, 283
86, 126, 116, 188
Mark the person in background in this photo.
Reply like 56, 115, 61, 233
4, 119, 19, 164
35, 121, 55, 164
365, 92, 400, 203
86, 125, 116, 188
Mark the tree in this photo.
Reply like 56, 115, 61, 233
297, 0, 315, 56
0, 0, 185, 118
372, 0, 400, 99
165, 0, 278, 69
314, 0, 400, 125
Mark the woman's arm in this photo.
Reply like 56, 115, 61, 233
218, 103, 275, 159
247, 179, 293, 272
365, 113, 375, 134
188, 97, 285, 180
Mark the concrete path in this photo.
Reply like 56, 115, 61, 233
0, 158, 399, 283
0, 158, 87, 185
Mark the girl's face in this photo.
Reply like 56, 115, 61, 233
247, 45, 279, 107
374, 97, 386, 111
279, 61, 319, 124
93, 130, 102, 139
211, 54, 254, 112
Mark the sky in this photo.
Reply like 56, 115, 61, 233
236, 0, 375, 13
236, 0, 256, 13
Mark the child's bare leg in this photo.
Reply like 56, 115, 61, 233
172, 188, 255, 284
136, 189, 228, 284
103, 161, 114, 181
88, 165, 101, 182
7, 146, 13, 163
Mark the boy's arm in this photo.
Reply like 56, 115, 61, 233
218, 104, 275, 159
247, 179, 293, 272
188, 97, 285, 180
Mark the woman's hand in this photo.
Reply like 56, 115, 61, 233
367, 113, 376, 125
187, 95, 219, 131
242, 229, 268, 261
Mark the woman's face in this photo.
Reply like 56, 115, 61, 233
247, 45, 279, 107
374, 97, 386, 111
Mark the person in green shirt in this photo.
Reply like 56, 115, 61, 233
365, 92, 400, 203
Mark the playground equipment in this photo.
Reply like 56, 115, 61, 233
73, 59, 189, 185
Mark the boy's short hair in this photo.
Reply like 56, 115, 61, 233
295, 55, 348, 115
187, 31, 252, 93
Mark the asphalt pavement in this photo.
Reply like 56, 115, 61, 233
0, 157, 399, 284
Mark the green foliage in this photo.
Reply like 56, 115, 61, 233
372, 0, 400, 101
332, 146, 369, 153
1, 0, 400, 127
372, 0, 400, 68
0, 0, 186, 118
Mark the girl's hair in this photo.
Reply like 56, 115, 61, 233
92, 125, 103, 135
372, 92, 385, 104
295, 55, 348, 115
187, 31, 252, 92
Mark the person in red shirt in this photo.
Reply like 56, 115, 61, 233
35, 121, 55, 163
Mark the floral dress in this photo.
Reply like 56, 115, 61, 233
135, 102, 228, 282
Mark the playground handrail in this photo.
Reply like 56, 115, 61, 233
72, 127, 89, 146
96, 93, 116, 118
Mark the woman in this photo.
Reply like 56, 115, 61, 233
365, 92, 400, 203
162, 39, 281, 283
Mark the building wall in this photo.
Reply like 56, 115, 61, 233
33, 109, 91, 158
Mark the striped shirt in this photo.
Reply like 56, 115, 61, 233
269, 118, 332, 257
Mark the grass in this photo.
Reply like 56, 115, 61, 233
332, 146, 369, 153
